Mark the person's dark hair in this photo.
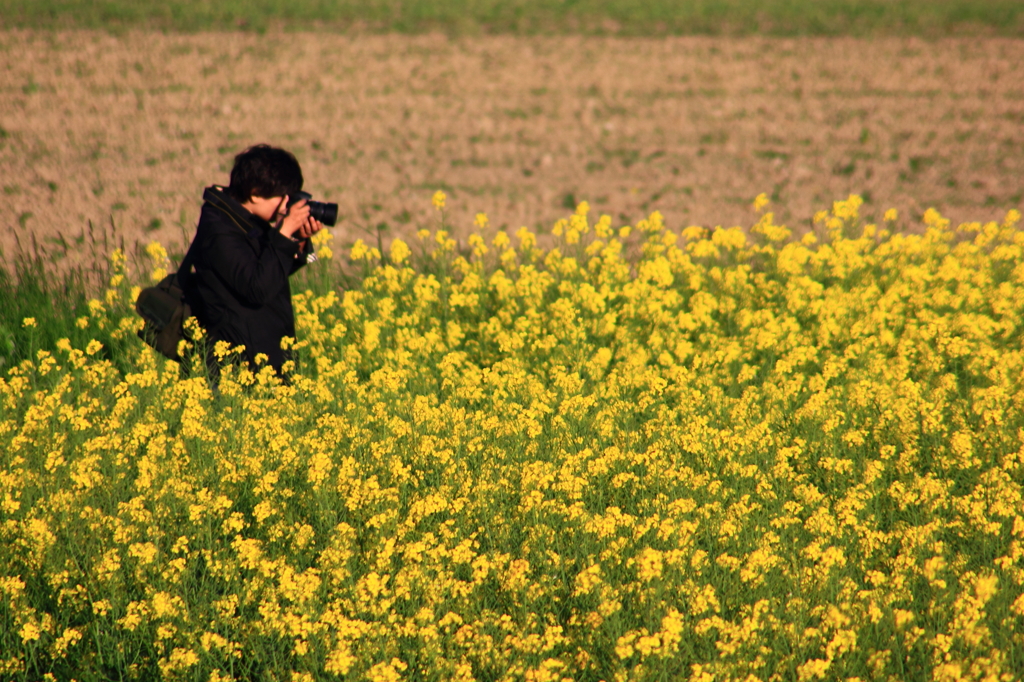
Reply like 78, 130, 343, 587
226, 144, 303, 202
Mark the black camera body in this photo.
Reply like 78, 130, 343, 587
288, 191, 338, 227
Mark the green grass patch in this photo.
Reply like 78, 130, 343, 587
0, 232, 139, 374
0, 225, 352, 375
1, 0, 1022, 35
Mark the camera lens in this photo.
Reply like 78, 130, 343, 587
287, 191, 338, 227
308, 201, 338, 227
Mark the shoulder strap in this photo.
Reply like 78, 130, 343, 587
206, 193, 259, 236
176, 192, 252, 280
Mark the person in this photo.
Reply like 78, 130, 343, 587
182, 144, 324, 380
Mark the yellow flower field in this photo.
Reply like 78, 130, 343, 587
2, 196, 1024, 681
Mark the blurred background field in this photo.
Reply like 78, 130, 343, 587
2, 32, 1022, 256
3, 0, 1024, 35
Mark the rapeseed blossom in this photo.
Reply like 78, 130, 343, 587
1, 195, 1023, 680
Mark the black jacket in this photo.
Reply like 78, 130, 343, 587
182, 186, 308, 374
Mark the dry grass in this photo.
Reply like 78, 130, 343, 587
2, 30, 1023, 257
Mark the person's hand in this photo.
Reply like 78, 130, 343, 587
278, 198, 311, 239
293, 216, 323, 240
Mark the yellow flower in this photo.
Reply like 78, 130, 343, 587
311, 228, 333, 246
752, 192, 770, 212
146, 241, 168, 261
893, 609, 915, 629
53, 627, 83, 656
22, 317, 36, 328
326, 646, 356, 674
974, 574, 998, 603
573, 564, 602, 596
213, 340, 234, 360
390, 238, 411, 264
615, 632, 637, 660
515, 226, 537, 251
351, 239, 369, 261
19, 620, 41, 642
128, 542, 158, 564
474, 212, 488, 229
109, 247, 127, 269
432, 190, 446, 210
797, 658, 831, 681
468, 233, 488, 258
636, 547, 664, 581
163, 647, 199, 672
367, 658, 408, 682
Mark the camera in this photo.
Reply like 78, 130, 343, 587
288, 190, 338, 227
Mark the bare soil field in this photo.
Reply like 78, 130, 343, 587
1, 31, 1022, 257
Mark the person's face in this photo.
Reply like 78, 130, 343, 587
245, 195, 287, 222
